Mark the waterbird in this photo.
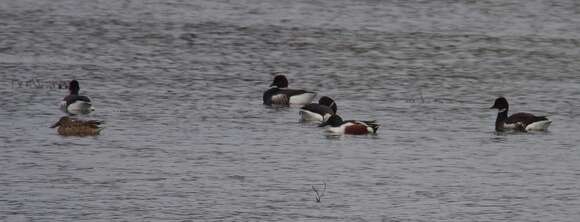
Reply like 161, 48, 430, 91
490, 97, 551, 132
299, 96, 337, 123
263, 75, 316, 106
50, 116, 104, 136
318, 114, 379, 135
59, 80, 94, 115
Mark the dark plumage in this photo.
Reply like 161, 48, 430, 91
263, 75, 316, 106
299, 96, 337, 122
490, 97, 551, 132
60, 80, 94, 115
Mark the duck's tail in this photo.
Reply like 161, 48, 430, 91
362, 120, 380, 133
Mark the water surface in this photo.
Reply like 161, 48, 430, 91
1, 0, 580, 221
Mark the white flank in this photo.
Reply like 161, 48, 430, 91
322, 113, 332, 122
525, 120, 552, 131
325, 122, 353, 134
299, 109, 323, 122
66, 101, 94, 115
366, 126, 374, 133
289, 93, 316, 105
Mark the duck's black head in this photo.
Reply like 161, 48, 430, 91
318, 114, 343, 127
490, 97, 509, 111
69, 80, 80, 94
318, 96, 337, 113
270, 75, 288, 88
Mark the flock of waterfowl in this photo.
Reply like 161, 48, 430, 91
263, 75, 380, 135
52, 77, 552, 137
261, 74, 552, 135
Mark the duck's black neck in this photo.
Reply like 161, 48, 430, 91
495, 109, 508, 131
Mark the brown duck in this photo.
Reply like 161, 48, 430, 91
51, 116, 104, 136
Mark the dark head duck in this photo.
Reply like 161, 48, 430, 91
263, 75, 316, 106
270, 75, 289, 88
318, 114, 379, 135
318, 96, 337, 113
60, 80, 94, 115
69, 80, 80, 95
490, 97, 551, 132
299, 96, 337, 123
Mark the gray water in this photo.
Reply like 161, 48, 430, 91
1, 0, 580, 221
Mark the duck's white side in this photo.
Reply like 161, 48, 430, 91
325, 122, 351, 134
61, 100, 94, 115
289, 92, 316, 105
525, 120, 552, 131
299, 109, 332, 122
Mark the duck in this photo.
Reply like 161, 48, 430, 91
50, 116, 104, 136
60, 80, 94, 115
263, 75, 316, 106
318, 114, 379, 135
299, 96, 337, 123
490, 97, 551, 132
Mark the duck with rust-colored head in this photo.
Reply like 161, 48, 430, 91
51, 116, 104, 136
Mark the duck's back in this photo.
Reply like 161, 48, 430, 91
263, 88, 315, 105
57, 125, 102, 136
507, 112, 551, 131
507, 112, 548, 125
301, 103, 334, 115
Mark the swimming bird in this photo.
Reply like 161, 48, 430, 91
50, 116, 104, 136
299, 96, 337, 123
318, 114, 379, 135
60, 80, 94, 115
490, 97, 551, 132
263, 75, 316, 106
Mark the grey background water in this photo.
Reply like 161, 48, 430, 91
1, 0, 580, 221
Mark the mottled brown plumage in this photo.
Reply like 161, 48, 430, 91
51, 116, 104, 136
